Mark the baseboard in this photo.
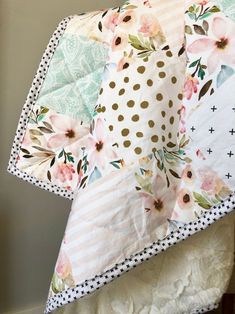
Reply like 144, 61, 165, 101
5, 303, 44, 314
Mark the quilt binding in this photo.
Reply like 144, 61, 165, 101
7, 15, 75, 200
5, 12, 235, 314
45, 191, 235, 313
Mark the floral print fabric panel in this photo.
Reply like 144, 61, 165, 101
182, 0, 235, 207
46, 0, 189, 298
16, 105, 125, 193
12, 8, 127, 196
45, 0, 235, 308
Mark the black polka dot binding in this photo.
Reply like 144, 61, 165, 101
7, 16, 75, 200
44, 192, 235, 313
192, 303, 219, 313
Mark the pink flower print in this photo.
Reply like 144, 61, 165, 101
196, 149, 206, 160
22, 128, 32, 146
177, 188, 194, 210
111, 32, 128, 51
198, 167, 229, 196
138, 14, 161, 37
179, 105, 186, 134
139, 174, 176, 226
55, 249, 72, 280
181, 165, 196, 184
198, 0, 208, 5
183, 75, 199, 100
47, 114, 89, 150
180, 123, 186, 134
143, 0, 152, 8
117, 56, 131, 71
171, 188, 196, 221
53, 163, 75, 183
187, 17, 235, 74
117, 10, 136, 29
85, 117, 118, 171
117, 52, 134, 71
64, 185, 72, 191
103, 11, 119, 32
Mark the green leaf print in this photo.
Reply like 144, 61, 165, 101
110, 159, 124, 169
152, 134, 192, 187
198, 12, 212, 20
134, 173, 153, 194
51, 273, 65, 294
193, 192, 212, 209
208, 5, 220, 13
128, 33, 165, 58
189, 58, 206, 80
185, 25, 193, 34
187, 3, 220, 21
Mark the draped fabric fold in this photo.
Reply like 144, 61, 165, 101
7, 0, 235, 313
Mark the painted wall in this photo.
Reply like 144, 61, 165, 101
0, 1, 122, 313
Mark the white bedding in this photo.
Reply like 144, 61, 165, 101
53, 214, 234, 314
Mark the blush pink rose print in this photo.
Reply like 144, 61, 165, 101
138, 13, 161, 37
55, 249, 72, 280
53, 163, 75, 183
103, 11, 119, 32
198, 167, 231, 196
183, 75, 199, 100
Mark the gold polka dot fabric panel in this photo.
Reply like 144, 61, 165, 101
93, 0, 186, 165
92, 1, 185, 164
96, 49, 185, 165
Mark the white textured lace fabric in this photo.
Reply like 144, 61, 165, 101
53, 214, 234, 314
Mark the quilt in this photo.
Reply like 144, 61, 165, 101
7, 0, 235, 313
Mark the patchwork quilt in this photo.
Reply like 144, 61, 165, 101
7, 0, 235, 313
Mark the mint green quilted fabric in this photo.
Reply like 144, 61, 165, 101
214, 0, 235, 21
36, 33, 109, 123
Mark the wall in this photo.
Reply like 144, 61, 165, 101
0, 1, 122, 313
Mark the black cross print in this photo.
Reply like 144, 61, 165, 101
225, 173, 232, 179
227, 151, 234, 157
190, 126, 196, 132
207, 148, 213, 154
211, 105, 217, 112
229, 128, 235, 135
209, 127, 215, 133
